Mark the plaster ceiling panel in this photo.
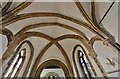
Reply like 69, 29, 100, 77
28, 37, 49, 59
28, 25, 78, 38
6, 17, 56, 35
58, 18, 95, 40
19, 2, 59, 14
39, 44, 66, 66
53, 26, 78, 37
95, 2, 112, 23
95, 2, 118, 42
58, 39, 82, 62
102, 3, 118, 42
28, 26, 56, 38
57, 2, 85, 21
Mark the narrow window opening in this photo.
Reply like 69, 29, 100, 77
78, 50, 93, 78
3, 49, 26, 78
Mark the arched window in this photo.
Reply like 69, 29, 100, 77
73, 44, 94, 78
3, 49, 26, 78
78, 50, 93, 78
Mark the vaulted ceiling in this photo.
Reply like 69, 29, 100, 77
0, 0, 119, 78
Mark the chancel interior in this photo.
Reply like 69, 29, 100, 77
0, 0, 120, 78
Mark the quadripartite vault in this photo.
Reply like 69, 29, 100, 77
0, 0, 120, 78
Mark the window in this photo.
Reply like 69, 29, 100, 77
3, 49, 26, 78
78, 50, 93, 78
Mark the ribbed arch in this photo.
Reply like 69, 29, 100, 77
0, 1, 119, 78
